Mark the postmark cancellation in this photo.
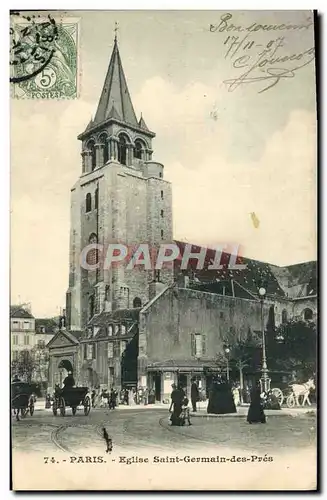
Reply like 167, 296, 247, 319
10, 13, 79, 99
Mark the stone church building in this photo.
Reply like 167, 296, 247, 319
48, 37, 317, 401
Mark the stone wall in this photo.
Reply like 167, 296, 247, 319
139, 286, 268, 368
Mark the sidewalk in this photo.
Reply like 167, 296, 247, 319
34, 398, 316, 417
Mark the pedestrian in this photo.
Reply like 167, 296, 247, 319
143, 387, 149, 405
91, 389, 96, 408
232, 384, 241, 407
181, 395, 192, 426
247, 381, 266, 424
169, 384, 184, 426
63, 371, 75, 388
109, 388, 116, 409
207, 377, 236, 414
191, 377, 199, 412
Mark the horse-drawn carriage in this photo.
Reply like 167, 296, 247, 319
271, 378, 315, 408
11, 382, 35, 421
52, 386, 91, 416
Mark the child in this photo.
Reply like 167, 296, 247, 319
181, 396, 192, 426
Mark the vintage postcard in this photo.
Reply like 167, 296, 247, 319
10, 10, 317, 491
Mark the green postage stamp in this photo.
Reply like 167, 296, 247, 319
10, 13, 79, 99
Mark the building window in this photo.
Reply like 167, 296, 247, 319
113, 340, 120, 357
13, 320, 19, 329
281, 309, 288, 323
83, 344, 87, 359
107, 325, 113, 337
191, 333, 206, 358
159, 172, 163, 178
114, 324, 119, 335
87, 344, 96, 360
134, 140, 143, 160
24, 335, 29, 346
85, 193, 92, 212
99, 133, 109, 165
108, 342, 113, 358
23, 321, 30, 330
87, 233, 98, 267
121, 325, 126, 335
120, 340, 127, 355
161, 190, 164, 200
118, 134, 128, 165
160, 209, 164, 217
88, 295, 95, 321
133, 297, 142, 308
13, 335, 18, 345
87, 140, 96, 171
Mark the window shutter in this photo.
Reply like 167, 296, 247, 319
191, 333, 195, 356
92, 343, 96, 359
202, 334, 206, 356
83, 344, 87, 359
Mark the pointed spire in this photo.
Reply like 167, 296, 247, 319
139, 113, 149, 131
93, 37, 139, 128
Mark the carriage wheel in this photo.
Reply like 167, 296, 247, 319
72, 407, 77, 416
287, 394, 295, 408
59, 397, 66, 417
21, 408, 28, 418
271, 388, 284, 406
84, 396, 91, 416
52, 402, 58, 416
29, 402, 34, 416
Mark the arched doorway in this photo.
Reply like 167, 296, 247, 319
303, 308, 313, 321
58, 359, 73, 386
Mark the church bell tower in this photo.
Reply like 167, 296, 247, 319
66, 34, 173, 331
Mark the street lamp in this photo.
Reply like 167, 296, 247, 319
224, 346, 230, 382
258, 287, 270, 393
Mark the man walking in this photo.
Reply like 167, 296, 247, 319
191, 378, 199, 412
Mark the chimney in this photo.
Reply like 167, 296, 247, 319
176, 274, 189, 288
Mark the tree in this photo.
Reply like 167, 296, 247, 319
215, 330, 261, 402
11, 350, 36, 382
270, 320, 317, 379
32, 344, 50, 385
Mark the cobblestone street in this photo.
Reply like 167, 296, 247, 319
12, 405, 317, 455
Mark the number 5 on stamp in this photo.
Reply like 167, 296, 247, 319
10, 14, 79, 100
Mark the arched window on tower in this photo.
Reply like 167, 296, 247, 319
95, 187, 99, 210
303, 308, 313, 321
85, 193, 92, 213
118, 134, 128, 165
99, 134, 109, 165
133, 297, 142, 308
88, 140, 96, 171
87, 233, 99, 267
134, 140, 143, 160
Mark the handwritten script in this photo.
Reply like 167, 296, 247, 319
210, 13, 315, 93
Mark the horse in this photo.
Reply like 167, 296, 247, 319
289, 378, 315, 406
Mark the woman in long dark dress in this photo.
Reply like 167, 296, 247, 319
247, 382, 266, 424
169, 384, 184, 426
